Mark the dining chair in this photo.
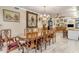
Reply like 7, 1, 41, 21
1, 29, 11, 42
26, 31, 38, 53
0, 31, 4, 50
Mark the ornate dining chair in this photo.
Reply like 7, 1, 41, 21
26, 31, 38, 53
0, 31, 4, 50
0, 29, 19, 53
1, 29, 11, 42
41, 28, 49, 50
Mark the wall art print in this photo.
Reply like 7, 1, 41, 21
3, 9, 20, 22
26, 11, 38, 28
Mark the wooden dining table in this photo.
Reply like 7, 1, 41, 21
21, 28, 57, 52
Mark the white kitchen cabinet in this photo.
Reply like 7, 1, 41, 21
68, 30, 79, 40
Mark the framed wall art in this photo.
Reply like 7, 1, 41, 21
3, 9, 20, 22
75, 18, 79, 29
26, 11, 38, 28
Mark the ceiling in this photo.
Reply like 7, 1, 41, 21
20, 6, 78, 17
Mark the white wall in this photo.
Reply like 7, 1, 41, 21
0, 6, 26, 37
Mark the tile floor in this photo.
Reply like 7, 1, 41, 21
1, 32, 79, 53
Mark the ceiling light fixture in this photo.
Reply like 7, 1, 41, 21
40, 6, 50, 18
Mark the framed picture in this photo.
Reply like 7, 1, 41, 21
3, 9, 20, 22
64, 19, 67, 22
75, 19, 79, 29
26, 11, 38, 28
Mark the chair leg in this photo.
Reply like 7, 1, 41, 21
0, 44, 3, 51
40, 42, 42, 53
45, 42, 47, 50
49, 40, 50, 45
35, 47, 37, 53
18, 46, 21, 51
26, 45, 29, 53
22, 46, 24, 53
27, 48, 29, 53
52, 38, 54, 44
54, 34, 56, 43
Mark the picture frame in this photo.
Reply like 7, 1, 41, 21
26, 11, 38, 28
3, 9, 20, 22
64, 19, 67, 22
75, 19, 79, 29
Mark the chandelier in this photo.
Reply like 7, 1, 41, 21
40, 6, 50, 18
